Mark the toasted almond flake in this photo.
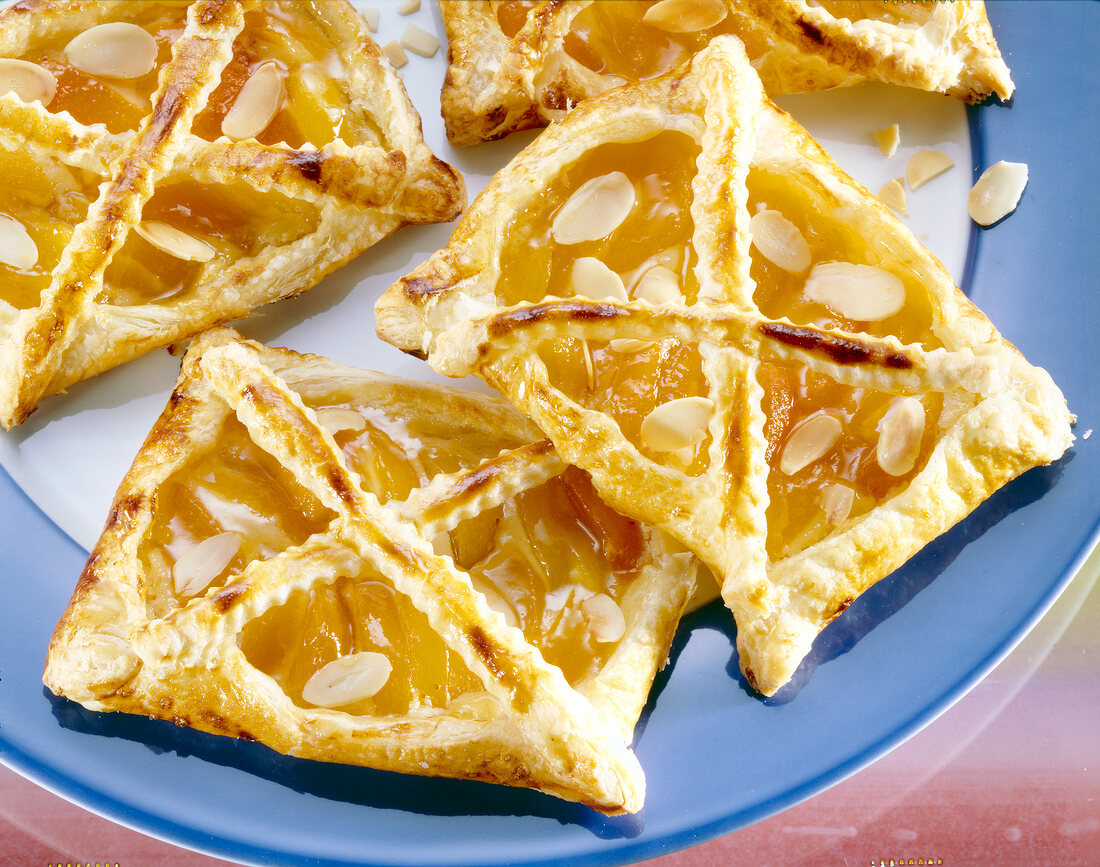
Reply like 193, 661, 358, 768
968, 161, 1028, 226
641, 396, 715, 453
876, 397, 925, 476
581, 339, 595, 391
643, 0, 727, 32
551, 172, 636, 245
221, 61, 284, 140
361, 7, 380, 31
0, 59, 57, 106
134, 221, 215, 262
631, 264, 682, 303
472, 576, 518, 629
609, 337, 654, 354
0, 214, 38, 270
382, 40, 408, 68
905, 148, 955, 190
779, 413, 842, 476
172, 531, 242, 597
877, 178, 908, 217
400, 23, 439, 57
582, 593, 626, 643
873, 123, 900, 157
397, 0, 420, 13
571, 256, 627, 301
64, 22, 158, 79
804, 261, 905, 321
749, 209, 811, 273
302, 652, 392, 707
316, 406, 367, 435
821, 483, 855, 525
451, 689, 499, 717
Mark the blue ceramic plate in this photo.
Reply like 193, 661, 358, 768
1, 4, 1098, 865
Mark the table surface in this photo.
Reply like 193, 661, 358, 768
3, 540, 1096, 867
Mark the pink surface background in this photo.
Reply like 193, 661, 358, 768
3, 545, 1096, 867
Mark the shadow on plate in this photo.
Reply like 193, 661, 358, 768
45, 687, 645, 839
635, 453, 1072, 722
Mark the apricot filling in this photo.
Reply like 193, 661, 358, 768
497, 130, 701, 308
101, 177, 319, 305
759, 360, 971, 559
746, 170, 941, 348
192, 3, 375, 149
0, 151, 97, 311
143, 413, 336, 616
564, 1, 938, 84
17, 7, 186, 134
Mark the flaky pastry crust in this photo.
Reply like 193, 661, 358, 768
440, 0, 1014, 145
0, 0, 464, 427
44, 327, 697, 813
376, 36, 1072, 695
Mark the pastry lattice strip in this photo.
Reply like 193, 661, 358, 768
0, 0, 463, 426
46, 328, 697, 813
376, 36, 1072, 695
439, 0, 1014, 145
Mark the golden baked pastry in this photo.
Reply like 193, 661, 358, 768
0, 0, 464, 428
441, 0, 1014, 145
376, 37, 1073, 696
44, 327, 696, 814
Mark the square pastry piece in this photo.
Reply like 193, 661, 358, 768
376, 36, 1073, 696
0, 0, 463, 427
44, 328, 696, 814
441, 0, 1014, 144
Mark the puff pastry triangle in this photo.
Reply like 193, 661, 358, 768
376, 36, 1073, 695
44, 327, 701, 813
440, 0, 1014, 144
0, 0, 463, 427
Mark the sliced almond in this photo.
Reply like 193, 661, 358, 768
361, 7, 380, 31
581, 339, 595, 391
382, 40, 408, 69
609, 337, 654, 354
643, 0, 727, 32
640, 396, 715, 453
0, 214, 39, 270
778, 413, 842, 476
804, 261, 905, 321
821, 483, 855, 525
472, 576, 518, 629
397, 0, 420, 13
571, 256, 628, 301
877, 178, 908, 217
749, 209, 811, 273
551, 172, 636, 245
64, 22, 158, 79
172, 531, 242, 597
301, 652, 392, 707
876, 397, 925, 476
400, 23, 439, 58
631, 264, 682, 303
582, 593, 626, 643
0, 59, 57, 106
134, 221, 215, 262
968, 161, 1028, 226
905, 148, 954, 190
221, 61, 284, 140
873, 123, 900, 158
316, 406, 367, 435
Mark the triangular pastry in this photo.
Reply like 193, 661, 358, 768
44, 327, 696, 813
0, 0, 464, 427
440, 0, 1014, 145
376, 37, 1073, 696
